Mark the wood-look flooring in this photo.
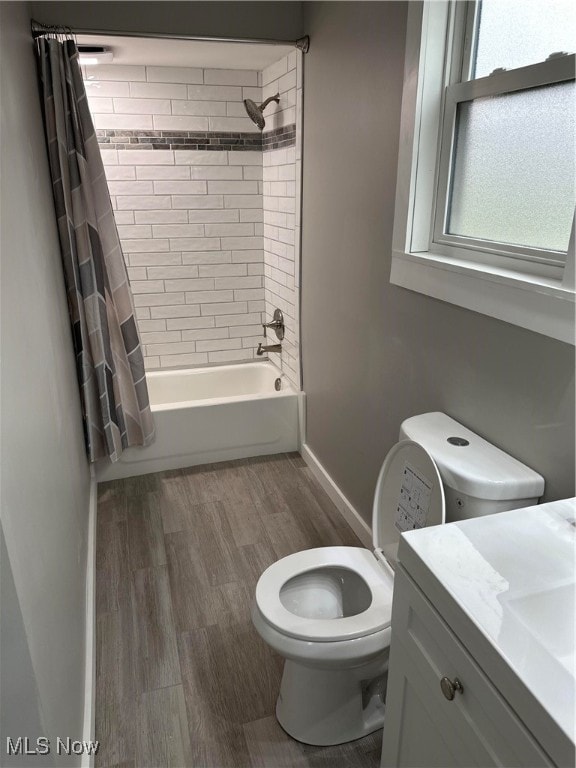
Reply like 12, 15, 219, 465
96, 452, 382, 768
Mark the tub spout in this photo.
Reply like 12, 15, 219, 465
257, 342, 281, 356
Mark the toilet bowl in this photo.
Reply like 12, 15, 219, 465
252, 412, 545, 746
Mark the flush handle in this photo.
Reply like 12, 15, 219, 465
440, 677, 464, 701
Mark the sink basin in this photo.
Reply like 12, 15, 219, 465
502, 581, 575, 672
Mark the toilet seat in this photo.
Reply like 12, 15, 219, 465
255, 546, 394, 642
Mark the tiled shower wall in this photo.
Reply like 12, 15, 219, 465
85, 57, 301, 385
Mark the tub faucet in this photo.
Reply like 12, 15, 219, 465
257, 342, 282, 356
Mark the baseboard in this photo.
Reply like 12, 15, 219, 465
82, 470, 97, 768
300, 443, 373, 548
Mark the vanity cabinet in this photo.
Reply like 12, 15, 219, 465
381, 566, 554, 768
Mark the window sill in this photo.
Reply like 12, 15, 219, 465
390, 250, 575, 345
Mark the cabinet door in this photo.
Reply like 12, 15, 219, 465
381, 568, 554, 768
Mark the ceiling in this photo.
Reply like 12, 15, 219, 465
76, 34, 294, 70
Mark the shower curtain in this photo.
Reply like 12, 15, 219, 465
35, 36, 154, 462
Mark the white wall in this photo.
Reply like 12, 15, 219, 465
301, 1, 575, 523
0, 2, 92, 763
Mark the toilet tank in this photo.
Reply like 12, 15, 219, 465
399, 412, 545, 522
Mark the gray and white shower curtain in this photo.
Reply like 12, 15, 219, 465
36, 37, 154, 462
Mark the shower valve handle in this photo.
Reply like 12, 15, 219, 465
262, 309, 284, 340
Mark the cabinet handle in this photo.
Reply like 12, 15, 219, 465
440, 676, 464, 701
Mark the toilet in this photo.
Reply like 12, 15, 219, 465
252, 412, 545, 746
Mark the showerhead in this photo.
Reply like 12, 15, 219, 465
243, 93, 280, 130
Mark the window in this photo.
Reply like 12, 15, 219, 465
391, 0, 575, 344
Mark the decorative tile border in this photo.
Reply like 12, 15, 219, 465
96, 129, 262, 152
262, 125, 296, 152
96, 126, 296, 152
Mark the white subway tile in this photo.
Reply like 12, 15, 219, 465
200, 302, 248, 316
128, 252, 182, 266
242, 87, 262, 101
278, 228, 295, 245
153, 115, 209, 131
231, 250, 263, 263
172, 100, 227, 116
196, 338, 242, 352
135, 166, 190, 180
221, 236, 262, 251
118, 150, 174, 165
172, 195, 223, 209
208, 116, 258, 133
204, 223, 254, 237
144, 355, 160, 368
135, 307, 151, 320
277, 197, 296, 213
140, 331, 182, 344
130, 280, 164, 294
214, 312, 262, 327
170, 238, 221, 251
198, 264, 247, 278
288, 51, 298, 72
147, 266, 200, 280
184, 289, 233, 304
187, 84, 242, 101
113, 211, 135, 225
146, 66, 203, 84
181, 328, 230, 342
182, 251, 232, 265
262, 57, 288, 86
188, 210, 238, 223
151, 224, 204, 238
160, 353, 208, 367
87, 96, 113, 113
229, 324, 264, 338
165, 317, 215, 330
134, 292, 184, 307
278, 164, 296, 181
227, 151, 262, 166
215, 276, 262, 290
247, 263, 265, 276
174, 150, 229, 166
204, 69, 258, 87
138, 320, 167, 332
234, 288, 265, 301
130, 82, 188, 99
226, 102, 250, 117
134, 210, 188, 224
239, 209, 263, 222
113, 97, 171, 115
117, 224, 152, 239
117, 195, 172, 210
208, 181, 258, 195
107, 180, 153, 196
164, 278, 215, 293
209, 349, 252, 363
189, 166, 243, 180
248, 300, 266, 313
122, 238, 169, 252
254, 223, 263, 236
278, 69, 297, 94
85, 64, 146, 81
127, 267, 147, 281
105, 166, 136, 180
85, 80, 130, 97
147, 341, 198, 355
243, 166, 263, 181
100, 149, 118, 165
151, 304, 201, 319
94, 113, 153, 130
224, 195, 263, 209
153, 180, 206, 195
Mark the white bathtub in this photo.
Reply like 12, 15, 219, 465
96, 361, 299, 482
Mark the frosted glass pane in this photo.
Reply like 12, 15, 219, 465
474, 0, 575, 78
448, 82, 575, 253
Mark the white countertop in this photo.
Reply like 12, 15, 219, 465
399, 498, 576, 767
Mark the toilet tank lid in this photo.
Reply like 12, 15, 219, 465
399, 412, 545, 501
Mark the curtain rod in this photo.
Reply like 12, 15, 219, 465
30, 20, 310, 52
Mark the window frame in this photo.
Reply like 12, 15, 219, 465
391, 0, 575, 345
